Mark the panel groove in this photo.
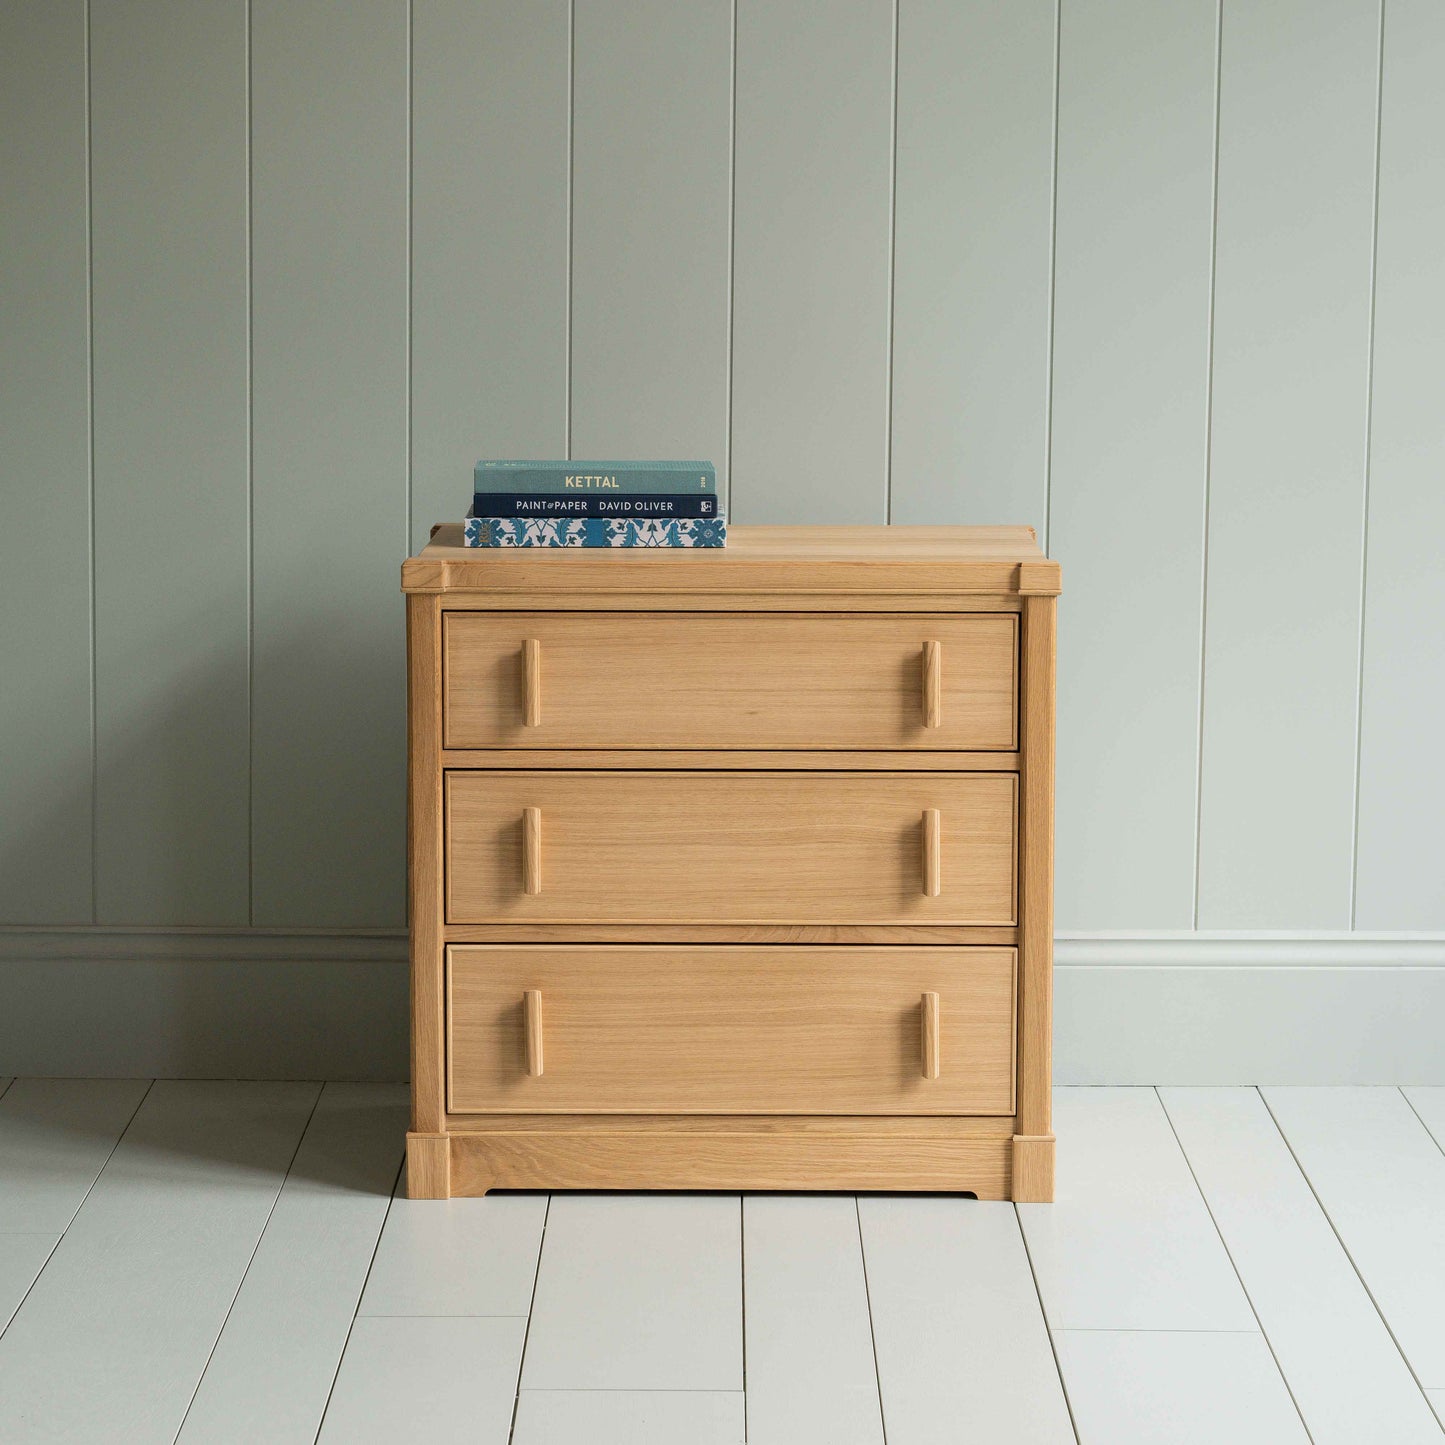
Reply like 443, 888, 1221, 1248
245, 0, 255, 929
1348, 0, 1388, 929
565, 0, 575, 461
86, 0, 98, 928
1191, 0, 1224, 931
883, 0, 898, 527
1042, 0, 1061, 556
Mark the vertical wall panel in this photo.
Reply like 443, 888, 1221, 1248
0, 1, 92, 922
1354, 0, 1445, 928
249, 0, 408, 927
410, 0, 569, 546
1197, 0, 1378, 927
1049, 0, 1217, 929
730, 0, 894, 524
889, 0, 1054, 531
90, 0, 249, 924
570, 0, 731, 483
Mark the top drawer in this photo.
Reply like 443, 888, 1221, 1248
442, 612, 1017, 751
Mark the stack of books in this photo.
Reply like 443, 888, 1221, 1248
464, 460, 727, 548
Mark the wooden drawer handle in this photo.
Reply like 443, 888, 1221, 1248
921, 991, 940, 1079
922, 808, 942, 897
922, 640, 942, 728
523, 639, 542, 726
523, 807, 542, 894
524, 989, 544, 1076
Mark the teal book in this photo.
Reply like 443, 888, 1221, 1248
474, 460, 716, 496
463, 513, 726, 548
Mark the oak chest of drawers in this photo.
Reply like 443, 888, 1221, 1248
401, 524, 1059, 1200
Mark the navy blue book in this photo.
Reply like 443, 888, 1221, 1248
472, 492, 719, 520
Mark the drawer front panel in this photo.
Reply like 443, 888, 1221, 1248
442, 612, 1017, 750
445, 771, 1017, 925
447, 945, 1016, 1115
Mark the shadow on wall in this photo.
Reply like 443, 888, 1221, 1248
0, 624, 409, 1082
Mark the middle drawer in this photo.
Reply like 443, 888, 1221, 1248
444, 770, 1017, 925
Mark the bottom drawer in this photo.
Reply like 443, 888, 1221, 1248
446, 945, 1016, 1116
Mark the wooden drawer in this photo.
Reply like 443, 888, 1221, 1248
444, 770, 1016, 925
446, 945, 1016, 1115
442, 611, 1017, 750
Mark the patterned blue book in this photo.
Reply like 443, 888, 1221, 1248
473, 492, 719, 519
474, 460, 716, 496
463, 514, 727, 548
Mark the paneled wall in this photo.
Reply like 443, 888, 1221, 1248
3, 0, 1441, 942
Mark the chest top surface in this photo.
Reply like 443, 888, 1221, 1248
401, 523, 1060, 597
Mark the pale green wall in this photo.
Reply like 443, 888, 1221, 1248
2, 0, 1442, 934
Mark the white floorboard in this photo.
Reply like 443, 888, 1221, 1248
0, 1080, 318, 1444
1405, 1087, 1445, 1151
1264, 1087, 1445, 1389
358, 1191, 547, 1317
860, 1197, 1074, 1444
176, 1082, 407, 1444
520, 1194, 743, 1391
1054, 1330, 1309, 1445
1162, 1086, 1443, 1444
0, 1077, 149, 1231
0, 1235, 54, 1334
742, 1196, 884, 1445
1017, 1088, 1255, 1330
513, 1389, 746, 1445
318, 1315, 525, 1445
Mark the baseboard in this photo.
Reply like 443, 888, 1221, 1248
1, 928, 1441, 1083
0, 928, 408, 1080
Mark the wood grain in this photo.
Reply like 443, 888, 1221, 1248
403, 523, 1060, 596
406, 595, 445, 1133
443, 611, 1017, 751
445, 771, 1017, 925
1017, 596, 1055, 1144
450, 1127, 1011, 1198
446, 945, 1015, 1116
921, 991, 941, 1080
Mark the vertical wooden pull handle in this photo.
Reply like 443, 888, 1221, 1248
922, 640, 942, 728
922, 808, 942, 897
524, 989, 544, 1076
523, 639, 542, 726
523, 807, 542, 894
921, 991, 940, 1079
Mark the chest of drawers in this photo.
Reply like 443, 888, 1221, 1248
401, 524, 1059, 1201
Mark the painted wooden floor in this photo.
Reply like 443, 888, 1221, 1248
0, 1082, 1442, 1444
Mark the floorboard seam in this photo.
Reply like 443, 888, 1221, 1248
1400, 1088, 1445, 1160
739, 1195, 748, 1443
1156, 1088, 1317, 1445
853, 1197, 890, 1445
1014, 1202, 1082, 1445
173, 1081, 325, 1443
506, 1193, 553, 1445
1259, 1087, 1443, 1421
311, 1153, 405, 1443
0, 1077, 155, 1346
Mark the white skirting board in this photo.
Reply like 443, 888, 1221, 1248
0, 930, 1442, 1083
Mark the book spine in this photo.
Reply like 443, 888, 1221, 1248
472, 492, 719, 519
473, 463, 717, 496
463, 517, 727, 548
